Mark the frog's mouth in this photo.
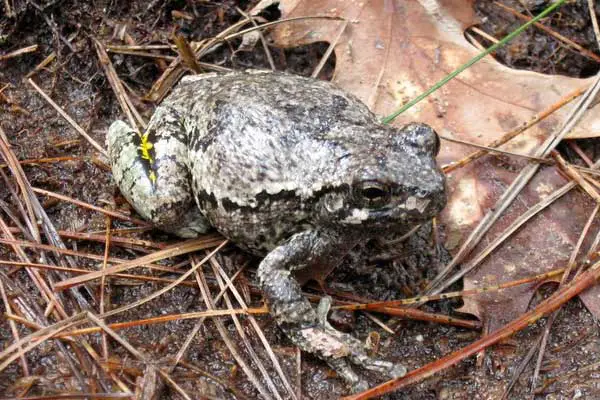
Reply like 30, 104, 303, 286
342, 196, 439, 227
368, 199, 430, 220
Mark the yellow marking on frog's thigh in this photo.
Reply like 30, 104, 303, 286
149, 170, 157, 185
138, 131, 158, 186
139, 131, 155, 164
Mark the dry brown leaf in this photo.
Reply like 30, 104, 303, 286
256, 0, 600, 328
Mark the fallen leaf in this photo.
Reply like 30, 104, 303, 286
256, 0, 600, 328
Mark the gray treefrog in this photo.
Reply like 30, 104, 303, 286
107, 70, 447, 391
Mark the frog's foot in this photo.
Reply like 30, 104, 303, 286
328, 357, 369, 393
296, 296, 407, 389
258, 232, 406, 391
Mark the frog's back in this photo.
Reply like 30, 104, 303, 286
165, 71, 381, 250
175, 72, 377, 204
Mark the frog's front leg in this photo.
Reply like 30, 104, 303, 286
107, 108, 210, 238
257, 230, 406, 391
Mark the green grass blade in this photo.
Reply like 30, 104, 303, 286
382, 0, 568, 124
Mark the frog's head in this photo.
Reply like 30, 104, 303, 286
319, 123, 447, 234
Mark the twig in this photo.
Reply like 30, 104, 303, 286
236, 7, 276, 71
32, 187, 149, 226
493, 1, 600, 64
442, 85, 585, 173
553, 151, 600, 201
500, 335, 542, 400
439, 134, 552, 166
336, 267, 565, 310
25, 31, 77, 79
426, 72, 600, 295
26, 0, 76, 52
0, 279, 29, 375
469, 26, 500, 44
588, 0, 600, 50
211, 257, 297, 400
0, 237, 192, 274
0, 312, 86, 373
312, 20, 348, 79
0, 260, 199, 287
171, 266, 247, 365
343, 257, 600, 399
26, 79, 107, 156
100, 217, 111, 360
194, 261, 274, 400
0, 45, 38, 61
209, 256, 287, 400
530, 203, 600, 391
93, 38, 146, 130
53, 237, 226, 291
3, 0, 13, 17
105, 49, 176, 60
147, 15, 343, 102
86, 312, 187, 399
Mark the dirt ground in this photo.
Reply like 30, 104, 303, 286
1, 0, 600, 399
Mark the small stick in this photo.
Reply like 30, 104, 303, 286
493, 1, 600, 64
236, 7, 276, 71
0, 260, 199, 287
100, 217, 111, 360
32, 187, 149, 226
0, 45, 38, 61
552, 151, 600, 202
469, 26, 500, 44
53, 238, 226, 291
105, 48, 176, 60
335, 267, 565, 310
26, 79, 107, 156
443, 85, 585, 173
93, 38, 146, 130
343, 257, 600, 399
312, 20, 348, 79
3, 0, 13, 17
0, 280, 29, 375
173, 35, 202, 73
588, 0, 600, 50
439, 134, 552, 167
0, 155, 84, 169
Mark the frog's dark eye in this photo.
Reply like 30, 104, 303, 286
358, 182, 391, 207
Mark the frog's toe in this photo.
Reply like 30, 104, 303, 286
389, 363, 407, 378
351, 379, 369, 394
351, 355, 407, 379
316, 296, 333, 326
327, 357, 367, 393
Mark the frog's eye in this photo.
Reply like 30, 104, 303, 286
358, 182, 391, 207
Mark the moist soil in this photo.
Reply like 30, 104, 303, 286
1, 1, 600, 399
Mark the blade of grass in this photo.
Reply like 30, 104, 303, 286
381, 0, 567, 123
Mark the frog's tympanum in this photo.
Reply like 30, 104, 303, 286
108, 70, 446, 391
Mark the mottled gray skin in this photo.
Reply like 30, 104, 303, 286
107, 70, 446, 391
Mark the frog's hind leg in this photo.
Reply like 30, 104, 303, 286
258, 230, 406, 391
107, 111, 210, 238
